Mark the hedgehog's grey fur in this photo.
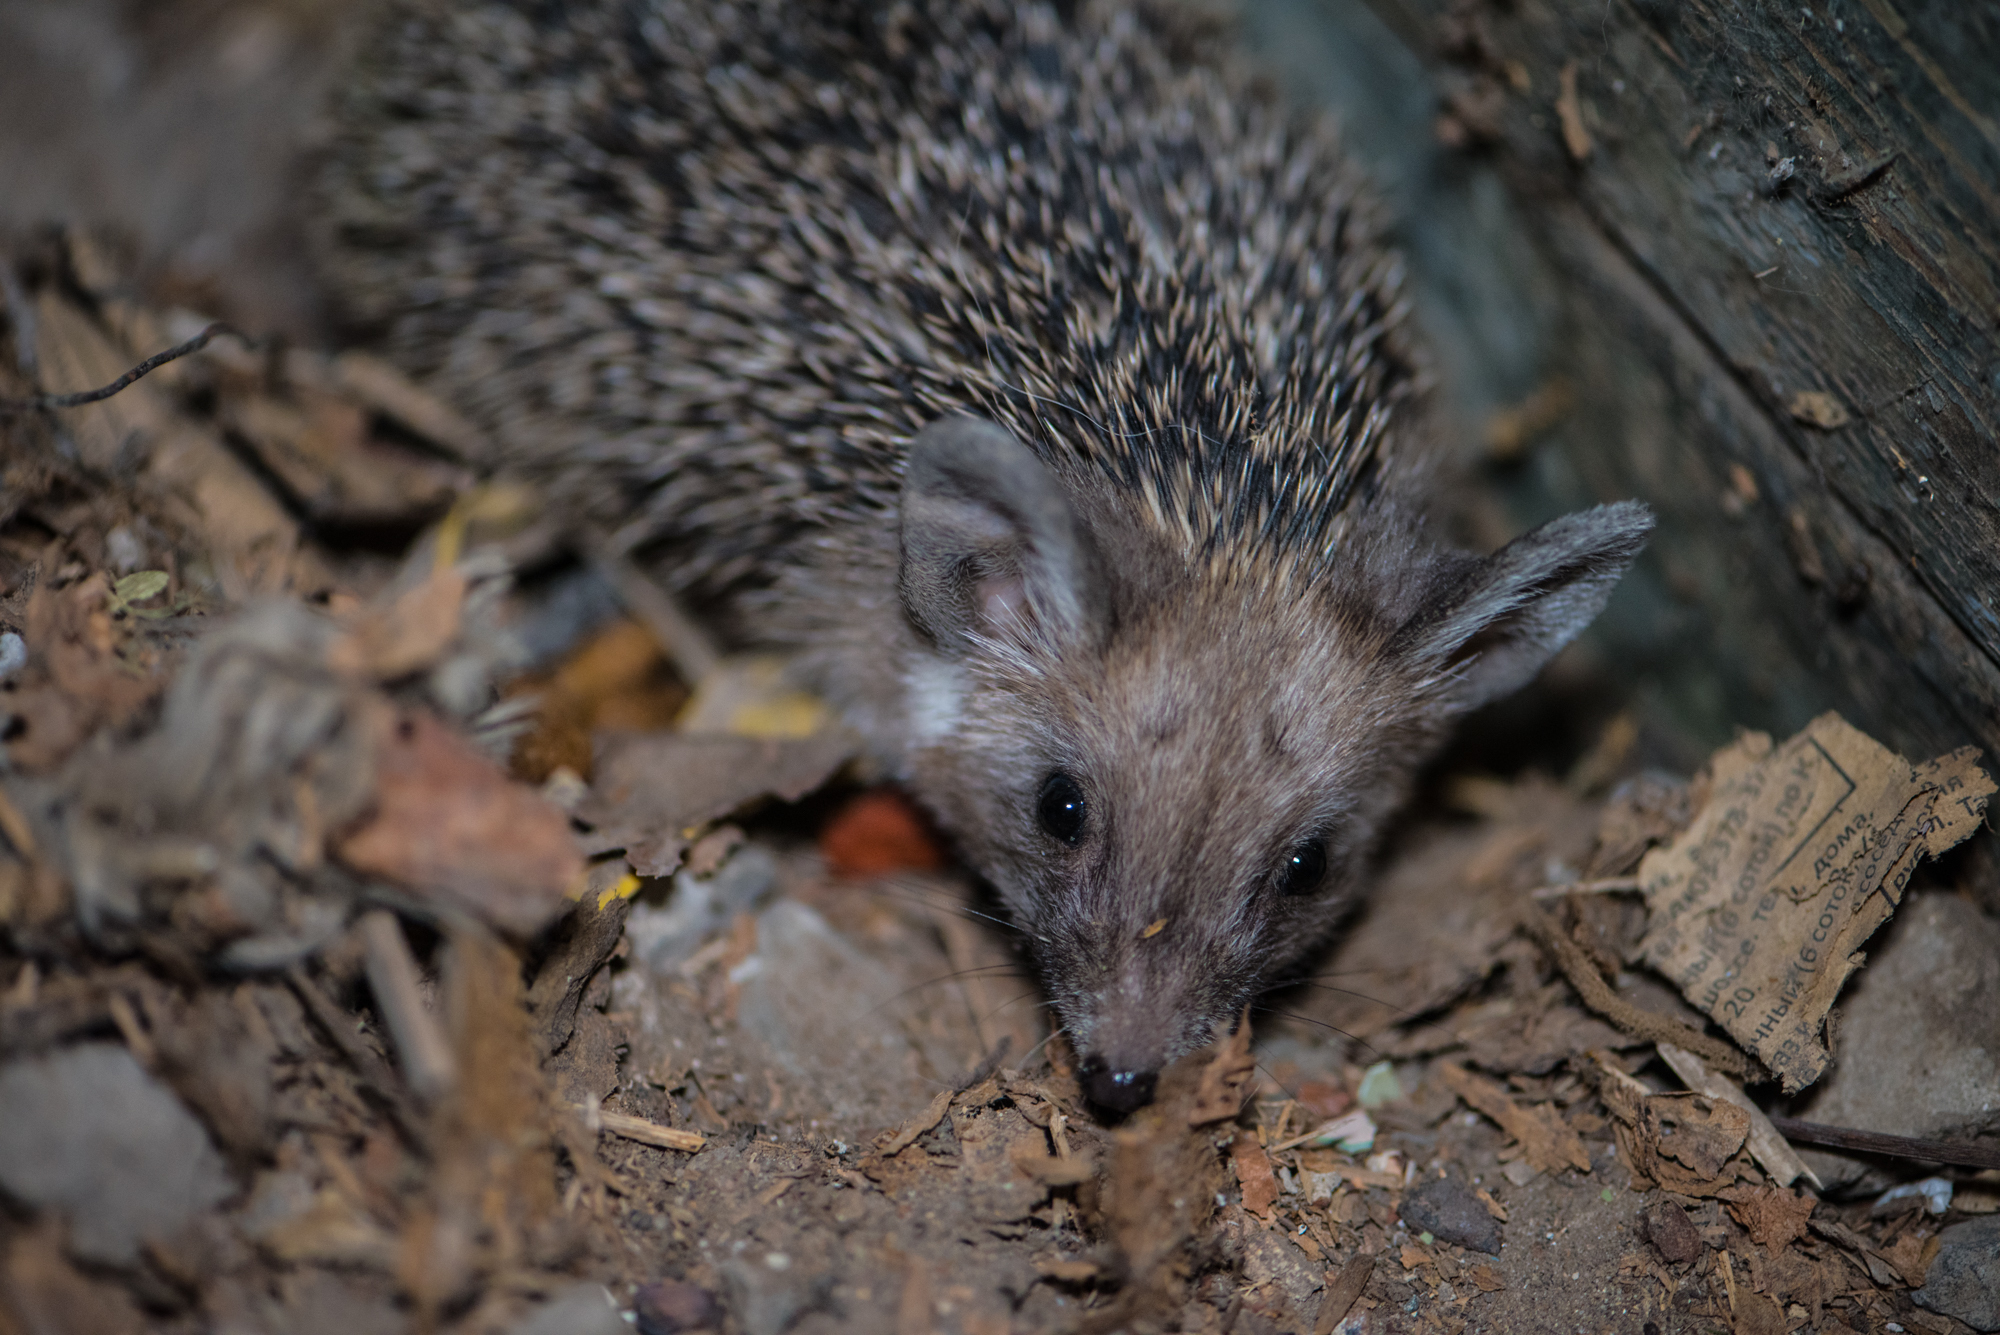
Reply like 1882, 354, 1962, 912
319, 0, 1651, 1110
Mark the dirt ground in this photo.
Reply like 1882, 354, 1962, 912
2, 4, 1998, 1335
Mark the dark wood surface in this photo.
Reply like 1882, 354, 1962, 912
1261, 0, 2000, 764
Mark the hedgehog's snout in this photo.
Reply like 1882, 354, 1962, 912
1078, 1054, 1158, 1116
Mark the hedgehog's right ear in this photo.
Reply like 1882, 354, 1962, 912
898, 416, 1110, 654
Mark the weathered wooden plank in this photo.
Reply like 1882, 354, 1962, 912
1339, 0, 2000, 758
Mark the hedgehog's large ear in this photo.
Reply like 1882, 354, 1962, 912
898, 416, 1110, 654
1396, 501, 1654, 712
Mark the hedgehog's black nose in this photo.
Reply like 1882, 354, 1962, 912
1079, 1055, 1157, 1115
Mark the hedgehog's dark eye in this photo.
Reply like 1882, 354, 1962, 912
1037, 772, 1087, 846
1277, 838, 1326, 896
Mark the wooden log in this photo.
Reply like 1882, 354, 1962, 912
1259, 0, 2000, 765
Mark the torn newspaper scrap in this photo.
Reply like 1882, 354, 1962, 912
1637, 713, 1991, 1092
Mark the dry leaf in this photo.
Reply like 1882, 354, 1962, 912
1188, 1013, 1256, 1126
820, 788, 945, 876
1722, 1184, 1815, 1254
582, 729, 856, 877
335, 711, 582, 936
1658, 1042, 1819, 1189
1437, 1062, 1591, 1175
879, 1088, 955, 1156
326, 566, 467, 681
1231, 1134, 1279, 1223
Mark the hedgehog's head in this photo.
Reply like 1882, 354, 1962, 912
895, 416, 1651, 1116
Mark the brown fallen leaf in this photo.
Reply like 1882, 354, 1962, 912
1649, 1092, 1749, 1183
1437, 1062, 1591, 1175
335, 710, 582, 936
1231, 1133, 1279, 1223
1188, 1010, 1256, 1127
4, 575, 164, 773
1598, 1058, 1752, 1196
581, 729, 856, 877
1876, 1230, 1936, 1288
326, 566, 467, 681
224, 388, 466, 527
506, 619, 689, 782
1731, 1290, 1790, 1335
878, 1088, 955, 1156
1722, 1184, 1815, 1254
820, 788, 946, 876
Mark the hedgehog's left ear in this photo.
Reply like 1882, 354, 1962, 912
1396, 501, 1654, 712
898, 415, 1111, 655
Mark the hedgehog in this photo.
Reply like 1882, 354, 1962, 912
317, 0, 1652, 1113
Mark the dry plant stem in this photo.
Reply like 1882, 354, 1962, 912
1764, 1114, 2000, 1171
284, 964, 424, 1143
577, 530, 722, 683
1520, 903, 1761, 1080
1530, 877, 1642, 899
359, 909, 458, 1105
588, 1106, 706, 1154
0, 321, 252, 414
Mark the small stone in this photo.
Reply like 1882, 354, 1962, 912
1399, 1176, 1502, 1255
1640, 1200, 1702, 1265
1912, 1214, 2000, 1332
1792, 894, 2000, 1193
633, 1280, 723, 1335
0, 1044, 234, 1266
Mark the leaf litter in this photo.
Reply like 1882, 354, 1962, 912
2, 227, 1997, 1335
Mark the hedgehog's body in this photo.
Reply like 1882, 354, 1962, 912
322, 0, 1650, 1110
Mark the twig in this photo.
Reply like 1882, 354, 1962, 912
576, 529, 722, 683
1765, 1114, 2000, 1171
1529, 876, 1641, 900
584, 1105, 706, 1153
1521, 903, 1762, 1081
285, 963, 425, 1143
0, 321, 252, 416
359, 910, 458, 1105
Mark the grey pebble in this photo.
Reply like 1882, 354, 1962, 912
1399, 1175, 1503, 1255
1913, 1213, 2000, 1332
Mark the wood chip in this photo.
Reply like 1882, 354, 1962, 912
1314, 1254, 1375, 1335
